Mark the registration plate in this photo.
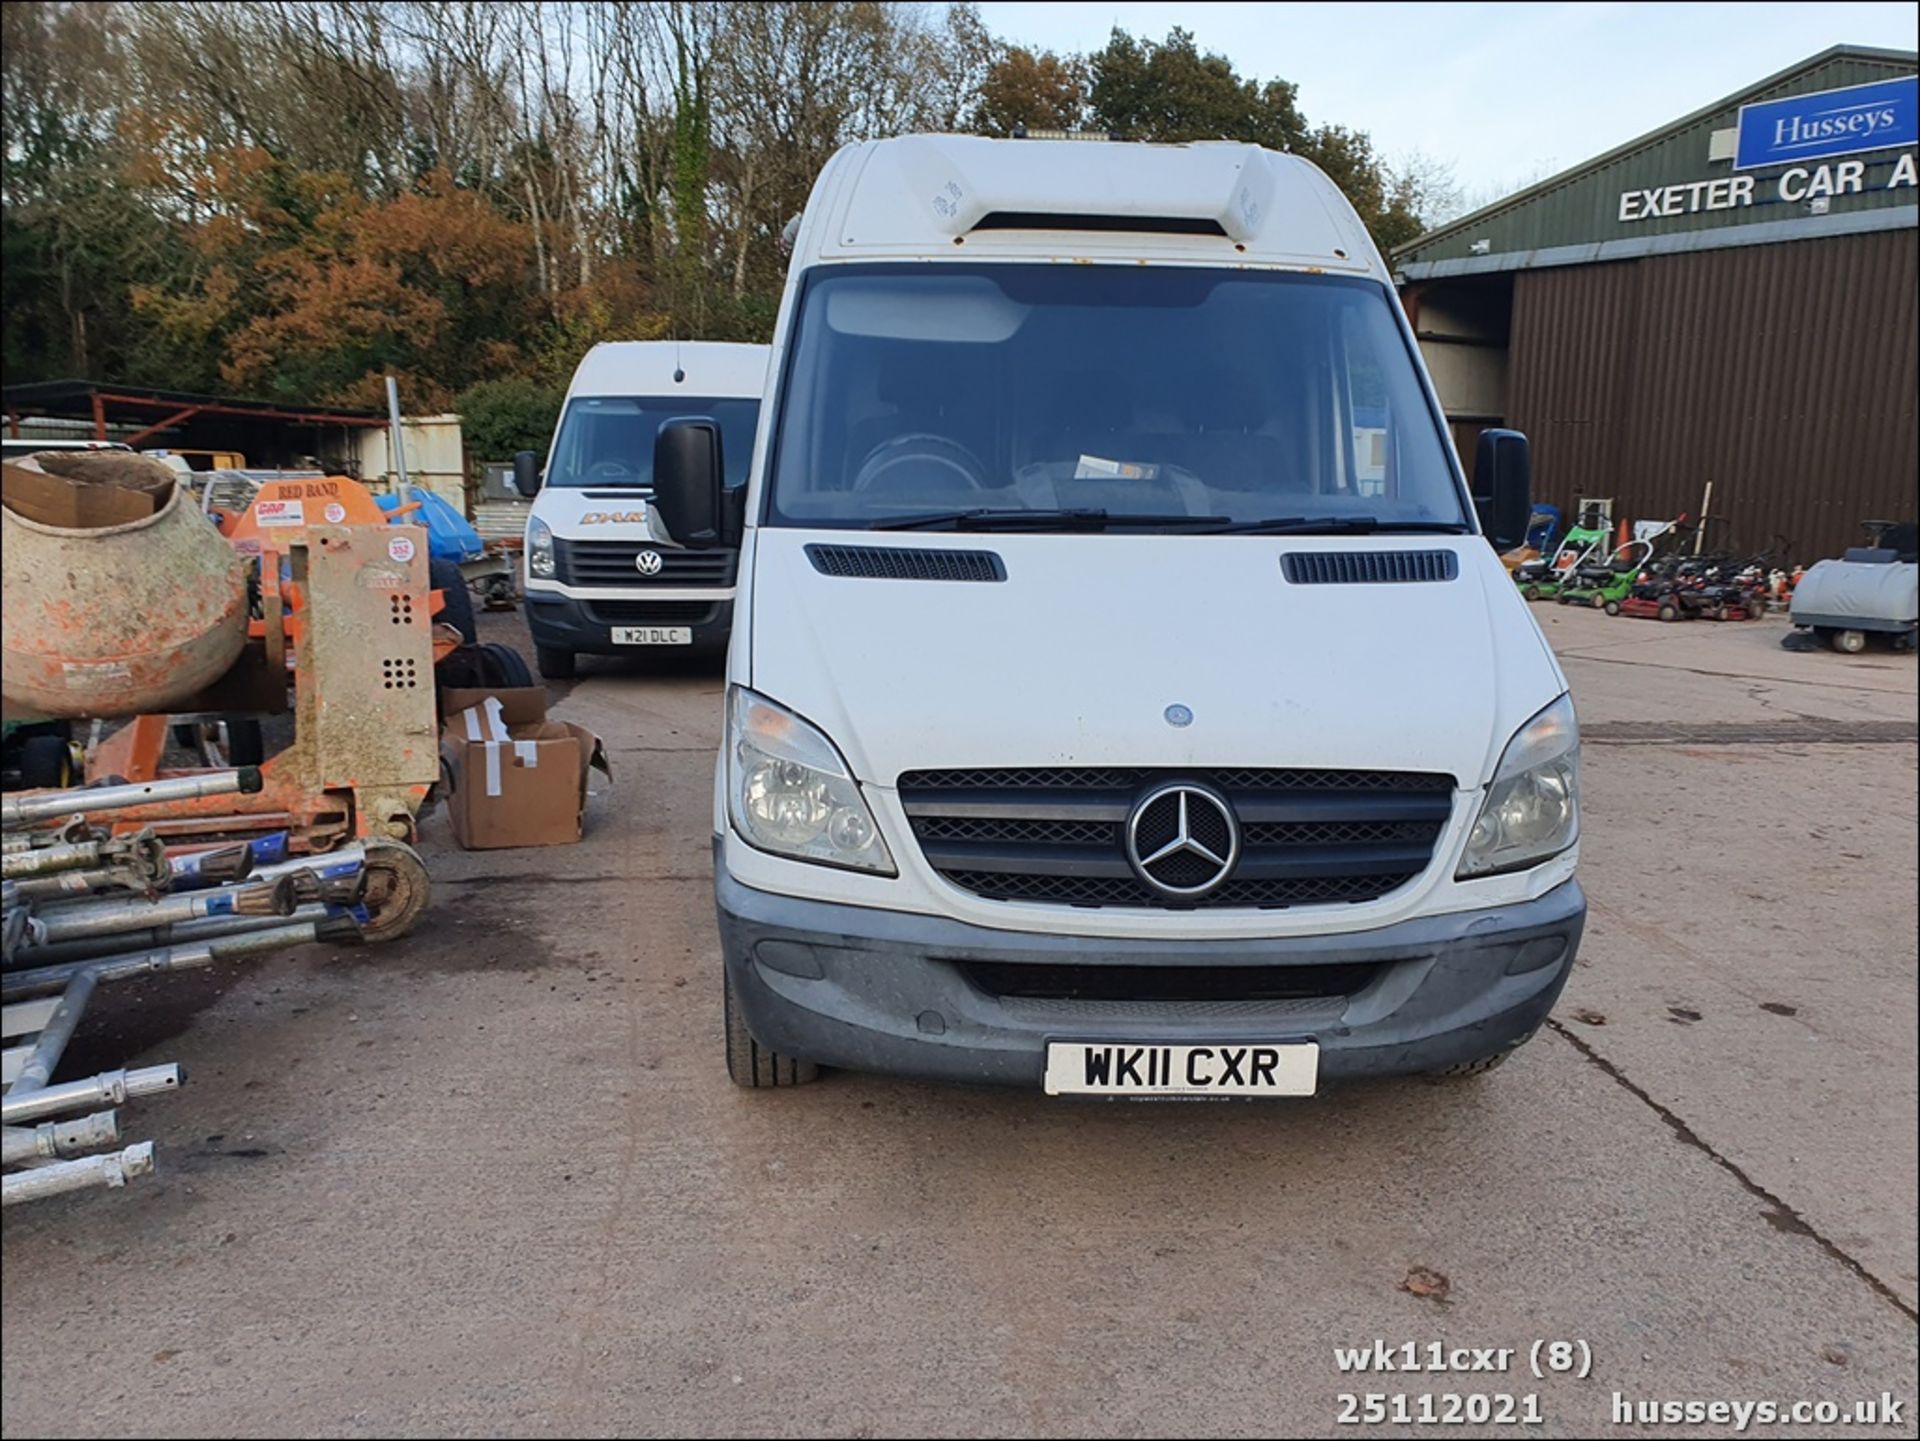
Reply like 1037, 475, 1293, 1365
612, 625, 692, 646
1043, 1041, 1319, 1097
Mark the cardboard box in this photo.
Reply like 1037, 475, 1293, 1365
438, 684, 549, 726
441, 695, 610, 849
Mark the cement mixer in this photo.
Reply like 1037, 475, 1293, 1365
1, 453, 249, 718
3, 455, 445, 940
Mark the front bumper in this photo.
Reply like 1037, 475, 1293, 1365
523, 589, 732, 655
716, 866, 1586, 1087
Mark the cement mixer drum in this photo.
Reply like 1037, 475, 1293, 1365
2, 453, 251, 718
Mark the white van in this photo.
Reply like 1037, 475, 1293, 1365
647, 136, 1584, 1096
514, 341, 769, 678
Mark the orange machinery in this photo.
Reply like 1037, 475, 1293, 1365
85, 477, 455, 923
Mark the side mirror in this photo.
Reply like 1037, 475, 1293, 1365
512, 450, 542, 498
1473, 429, 1532, 552
651, 418, 737, 549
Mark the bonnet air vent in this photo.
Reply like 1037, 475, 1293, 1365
806, 544, 1006, 582
970, 212, 1228, 237
1281, 550, 1459, 585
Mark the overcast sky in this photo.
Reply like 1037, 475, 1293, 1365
973, 2, 1920, 207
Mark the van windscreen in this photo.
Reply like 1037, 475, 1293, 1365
766, 265, 1468, 532
546, 396, 760, 490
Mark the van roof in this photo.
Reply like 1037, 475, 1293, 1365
796, 134, 1383, 280
566, 341, 770, 401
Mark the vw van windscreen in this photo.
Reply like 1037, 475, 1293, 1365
546, 395, 761, 490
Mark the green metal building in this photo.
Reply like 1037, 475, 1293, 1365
1394, 45, 1917, 561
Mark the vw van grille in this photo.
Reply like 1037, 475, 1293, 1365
896, 767, 1454, 911
555, 539, 737, 587
583, 600, 721, 625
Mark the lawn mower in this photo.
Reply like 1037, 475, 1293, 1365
1617, 548, 1771, 623
1557, 514, 1687, 613
1514, 503, 1613, 601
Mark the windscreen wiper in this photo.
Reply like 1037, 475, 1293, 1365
1203, 516, 1473, 536
872, 508, 1228, 533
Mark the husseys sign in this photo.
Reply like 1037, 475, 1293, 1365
1735, 75, 1916, 169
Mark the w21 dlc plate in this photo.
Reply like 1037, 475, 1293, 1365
612, 625, 692, 645
1044, 1041, 1319, 1097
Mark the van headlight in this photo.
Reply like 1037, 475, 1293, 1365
1457, 693, 1579, 878
526, 516, 556, 578
727, 688, 895, 874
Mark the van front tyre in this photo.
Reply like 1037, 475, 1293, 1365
536, 645, 576, 681
724, 972, 819, 1087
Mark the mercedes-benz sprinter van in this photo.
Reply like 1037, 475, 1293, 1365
514, 341, 769, 678
648, 136, 1584, 1097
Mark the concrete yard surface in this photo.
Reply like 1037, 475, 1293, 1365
2, 605, 1916, 1438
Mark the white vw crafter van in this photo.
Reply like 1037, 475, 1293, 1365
647, 136, 1584, 1096
513, 341, 769, 679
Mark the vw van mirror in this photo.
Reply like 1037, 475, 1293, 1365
1473, 429, 1532, 552
512, 450, 542, 498
652, 418, 730, 549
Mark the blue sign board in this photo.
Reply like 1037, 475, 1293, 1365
1735, 76, 1918, 171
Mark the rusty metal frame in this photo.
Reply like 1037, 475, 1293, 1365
121, 406, 205, 447
81, 391, 388, 439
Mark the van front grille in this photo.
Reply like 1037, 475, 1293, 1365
555, 539, 736, 587
897, 766, 1454, 911
583, 600, 724, 625
958, 960, 1385, 1002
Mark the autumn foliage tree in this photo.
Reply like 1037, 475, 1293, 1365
2, 2, 1450, 409
972, 47, 1088, 136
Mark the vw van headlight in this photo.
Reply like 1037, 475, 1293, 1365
1458, 694, 1579, 878
727, 688, 895, 874
526, 516, 556, 578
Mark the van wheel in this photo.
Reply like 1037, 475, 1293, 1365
724, 972, 818, 1087
536, 646, 576, 680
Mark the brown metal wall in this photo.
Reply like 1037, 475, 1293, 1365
1507, 228, 1919, 561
